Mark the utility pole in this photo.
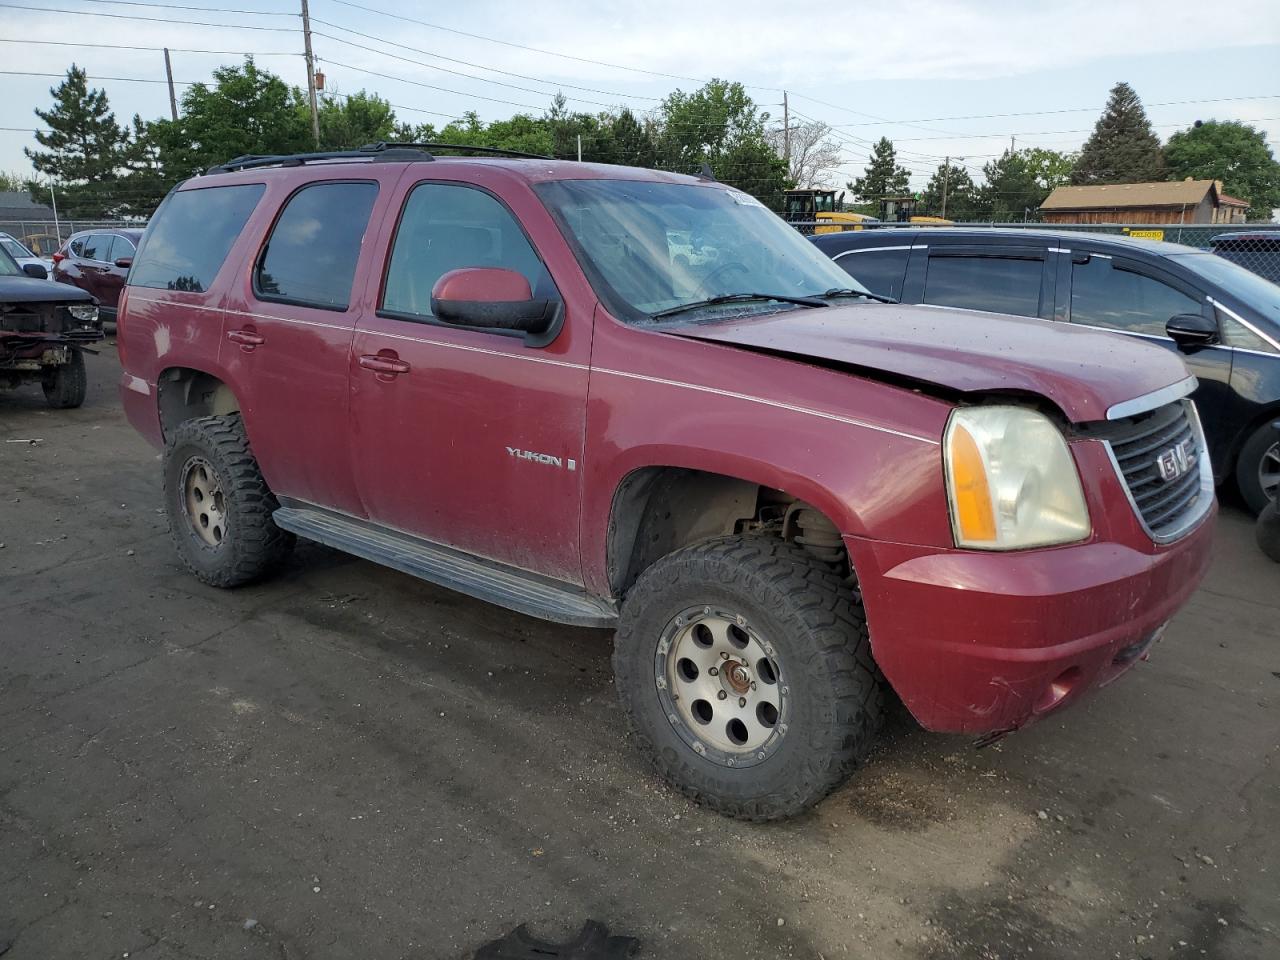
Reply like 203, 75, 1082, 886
163, 48, 178, 122
49, 184, 61, 244
941, 156, 950, 220
782, 90, 791, 168
300, 0, 320, 148
576, 134, 582, 162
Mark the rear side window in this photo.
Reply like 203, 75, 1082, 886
923, 254, 1043, 316
381, 183, 554, 322
81, 233, 112, 262
834, 248, 909, 300
131, 184, 265, 293
109, 235, 136, 261
255, 181, 378, 310
1071, 257, 1201, 336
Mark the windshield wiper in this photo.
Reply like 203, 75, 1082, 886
650, 292, 829, 321
819, 287, 899, 305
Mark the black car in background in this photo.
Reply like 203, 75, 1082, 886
1211, 231, 1280, 284
812, 227, 1280, 513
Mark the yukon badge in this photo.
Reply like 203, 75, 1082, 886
507, 446, 576, 471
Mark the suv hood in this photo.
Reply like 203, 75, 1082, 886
0, 275, 94, 304
666, 303, 1192, 423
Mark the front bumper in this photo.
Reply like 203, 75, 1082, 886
846, 504, 1216, 734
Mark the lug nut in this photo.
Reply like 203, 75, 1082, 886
708, 666, 719, 676
717, 690, 727, 700
720, 651, 729, 660
738, 697, 747, 707
750, 681, 757, 690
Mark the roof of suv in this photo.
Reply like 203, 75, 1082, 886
815, 226, 1204, 258
190, 154, 711, 189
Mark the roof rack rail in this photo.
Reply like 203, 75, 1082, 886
385, 142, 552, 160
206, 140, 552, 175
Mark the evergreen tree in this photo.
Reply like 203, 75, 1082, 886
1071, 82, 1166, 185
24, 65, 130, 218
920, 161, 976, 219
851, 138, 911, 203
977, 150, 1046, 221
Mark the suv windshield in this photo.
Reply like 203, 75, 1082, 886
1169, 252, 1280, 327
536, 178, 865, 321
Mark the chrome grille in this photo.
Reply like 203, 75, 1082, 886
1095, 400, 1210, 541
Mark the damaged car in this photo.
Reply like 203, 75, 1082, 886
116, 145, 1215, 819
0, 244, 101, 408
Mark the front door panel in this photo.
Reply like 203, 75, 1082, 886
347, 180, 589, 584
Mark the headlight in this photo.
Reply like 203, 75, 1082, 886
68, 304, 99, 324
944, 406, 1091, 550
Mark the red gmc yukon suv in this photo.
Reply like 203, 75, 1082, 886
116, 144, 1215, 819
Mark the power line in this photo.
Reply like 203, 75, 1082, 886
0, 68, 197, 86
311, 19, 660, 103
322, 0, 723, 87
311, 29, 621, 109
320, 58, 547, 110
0, 2, 297, 30
827, 94, 1280, 128
42, 0, 298, 15
0, 37, 300, 57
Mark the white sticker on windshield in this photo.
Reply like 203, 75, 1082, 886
726, 189, 766, 208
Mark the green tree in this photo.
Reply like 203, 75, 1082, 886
116, 113, 168, 217
654, 80, 788, 206
850, 138, 911, 203
1022, 148, 1076, 191
920, 161, 977, 219
314, 91, 397, 150
1071, 82, 1165, 185
1164, 120, 1280, 214
599, 108, 656, 168
24, 65, 131, 218
149, 58, 310, 180
977, 149, 1047, 221
0, 170, 29, 192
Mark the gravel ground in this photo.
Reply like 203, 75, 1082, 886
1, 346, 1276, 960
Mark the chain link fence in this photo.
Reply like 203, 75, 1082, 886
0, 220, 140, 258
791, 219, 1280, 283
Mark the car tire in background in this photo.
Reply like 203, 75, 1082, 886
612, 535, 885, 821
163, 413, 295, 588
41, 350, 87, 409
1235, 421, 1280, 515
1257, 501, 1280, 563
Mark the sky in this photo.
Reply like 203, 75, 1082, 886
1, 0, 1278, 191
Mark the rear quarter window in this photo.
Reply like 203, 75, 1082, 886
131, 184, 265, 293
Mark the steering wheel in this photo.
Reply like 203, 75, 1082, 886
692, 261, 752, 299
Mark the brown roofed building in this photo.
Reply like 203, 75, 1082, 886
1039, 179, 1249, 225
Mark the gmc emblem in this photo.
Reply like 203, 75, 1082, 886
1156, 437, 1196, 483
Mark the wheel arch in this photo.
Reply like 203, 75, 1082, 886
156, 366, 242, 441
602, 455, 860, 597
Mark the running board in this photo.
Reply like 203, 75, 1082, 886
273, 504, 618, 628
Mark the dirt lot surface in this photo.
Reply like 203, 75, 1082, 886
2, 346, 1277, 960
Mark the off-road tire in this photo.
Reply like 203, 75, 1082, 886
42, 350, 86, 409
1257, 501, 1280, 563
1236, 421, 1280, 516
163, 413, 294, 587
613, 535, 885, 821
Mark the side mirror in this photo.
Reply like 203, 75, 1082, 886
1165, 312, 1218, 350
114, 257, 133, 269
430, 267, 555, 335
22, 263, 48, 280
